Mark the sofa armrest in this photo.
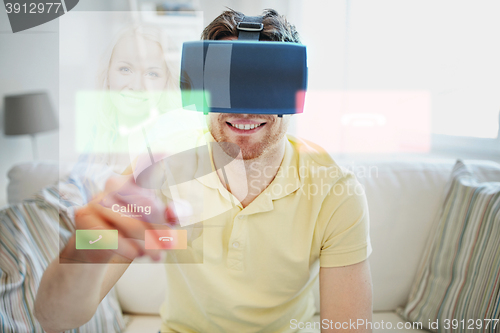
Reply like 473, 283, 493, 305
7, 161, 75, 205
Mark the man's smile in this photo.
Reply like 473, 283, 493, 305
210, 114, 284, 160
225, 121, 267, 134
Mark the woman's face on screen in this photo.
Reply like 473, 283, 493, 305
107, 34, 169, 117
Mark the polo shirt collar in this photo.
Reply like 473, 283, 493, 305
195, 132, 302, 214
265, 137, 302, 200
193, 133, 243, 208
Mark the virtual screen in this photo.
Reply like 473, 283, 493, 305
56, 10, 432, 265
59, 12, 247, 264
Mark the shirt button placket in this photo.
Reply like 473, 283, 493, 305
232, 215, 245, 250
228, 214, 245, 270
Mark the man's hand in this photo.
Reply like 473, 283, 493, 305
60, 174, 177, 264
319, 260, 373, 332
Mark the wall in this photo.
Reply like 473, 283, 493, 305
0, 10, 60, 207
0, 0, 136, 207
0, 1, 287, 207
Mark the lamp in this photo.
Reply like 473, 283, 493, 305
3, 92, 58, 159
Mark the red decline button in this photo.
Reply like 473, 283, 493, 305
145, 230, 188, 249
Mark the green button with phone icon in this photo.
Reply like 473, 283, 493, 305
76, 230, 118, 250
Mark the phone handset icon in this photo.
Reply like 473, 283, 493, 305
159, 236, 173, 242
89, 235, 102, 244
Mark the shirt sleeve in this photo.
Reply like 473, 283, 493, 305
319, 173, 372, 267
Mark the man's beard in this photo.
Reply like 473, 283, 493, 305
211, 129, 273, 160
209, 117, 285, 160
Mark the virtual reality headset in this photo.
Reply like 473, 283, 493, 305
180, 16, 308, 116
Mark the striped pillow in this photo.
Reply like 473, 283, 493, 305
397, 160, 500, 332
0, 184, 126, 333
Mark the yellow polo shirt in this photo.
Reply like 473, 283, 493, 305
158, 133, 372, 332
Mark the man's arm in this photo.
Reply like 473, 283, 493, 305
319, 260, 373, 333
34, 202, 154, 332
35, 256, 131, 333
35, 176, 169, 332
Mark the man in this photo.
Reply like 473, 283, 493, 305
35, 9, 372, 333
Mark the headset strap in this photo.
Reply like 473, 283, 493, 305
237, 16, 264, 41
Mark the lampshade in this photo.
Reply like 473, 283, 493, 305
4, 92, 58, 136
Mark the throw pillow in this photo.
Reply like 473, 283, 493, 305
397, 160, 500, 332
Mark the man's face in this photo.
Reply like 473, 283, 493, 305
207, 36, 290, 160
208, 113, 290, 160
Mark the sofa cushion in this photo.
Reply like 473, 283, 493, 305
116, 257, 167, 315
0, 184, 126, 333
397, 160, 500, 332
338, 158, 500, 311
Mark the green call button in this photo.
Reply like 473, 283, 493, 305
76, 230, 118, 250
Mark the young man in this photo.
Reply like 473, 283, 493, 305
35, 9, 372, 333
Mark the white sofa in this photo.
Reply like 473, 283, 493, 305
6, 158, 500, 332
